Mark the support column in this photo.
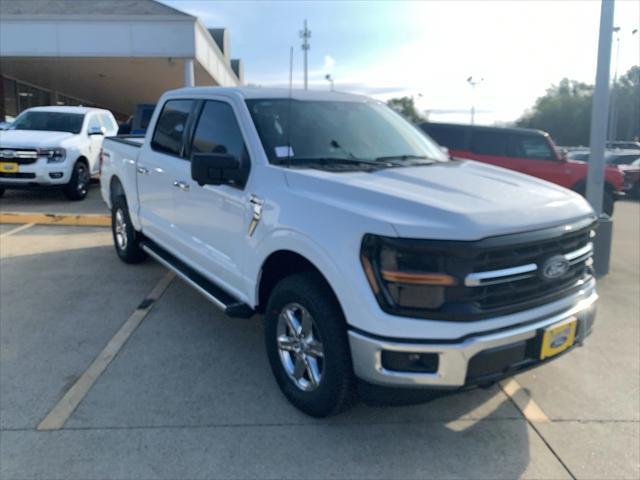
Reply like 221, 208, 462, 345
184, 59, 195, 87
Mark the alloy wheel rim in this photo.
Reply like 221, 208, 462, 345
114, 209, 127, 250
276, 302, 325, 392
77, 164, 88, 194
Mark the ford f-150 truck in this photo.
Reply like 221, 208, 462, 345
0, 106, 118, 200
100, 87, 598, 417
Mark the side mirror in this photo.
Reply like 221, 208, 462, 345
88, 126, 105, 136
558, 148, 569, 162
191, 153, 247, 187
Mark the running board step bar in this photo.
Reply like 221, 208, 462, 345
141, 240, 254, 319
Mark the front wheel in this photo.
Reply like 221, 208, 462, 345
111, 196, 146, 264
63, 161, 89, 201
265, 272, 356, 417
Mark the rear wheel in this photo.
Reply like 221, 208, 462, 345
111, 195, 146, 263
63, 161, 89, 201
265, 272, 356, 417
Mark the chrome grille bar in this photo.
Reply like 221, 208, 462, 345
464, 242, 593, 287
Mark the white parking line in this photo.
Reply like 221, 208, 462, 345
499, 378, 551, 423
37, 270, 175, 431
0, 223, 35, 238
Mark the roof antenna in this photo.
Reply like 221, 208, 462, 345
287, 45, 294, 168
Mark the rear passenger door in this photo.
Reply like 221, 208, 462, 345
170, 99, 251, 297
137, 99, 195, 249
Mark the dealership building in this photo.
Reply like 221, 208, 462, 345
0, 0, 244, 122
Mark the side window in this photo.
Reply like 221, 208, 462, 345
509, 134, 555, 160
88, 114, 102, 132
470, 130, 509, 156
151, 100, 194, 157
191, 101, 246, 159
99, 113, 117, 135
425, 125, 467, 150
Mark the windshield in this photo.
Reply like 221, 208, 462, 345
10, 111, 85, 134
246, 99, 447, 168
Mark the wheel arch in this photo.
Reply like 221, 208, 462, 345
256, 249, 341, 315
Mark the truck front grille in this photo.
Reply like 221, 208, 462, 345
440, 222, 595, 320
0, 149, 39, 165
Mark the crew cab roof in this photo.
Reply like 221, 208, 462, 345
163, 86, 372, 103
420, 121, 550, 137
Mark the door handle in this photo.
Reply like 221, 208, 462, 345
137, 166, 149, 175
173, 180, 190, 192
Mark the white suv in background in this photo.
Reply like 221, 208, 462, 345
0, 106, 118, 200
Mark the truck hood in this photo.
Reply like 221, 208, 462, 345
285, 160, 596, 240
0, 130, 77, 148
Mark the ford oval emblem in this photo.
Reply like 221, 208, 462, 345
541, 255, 570, 281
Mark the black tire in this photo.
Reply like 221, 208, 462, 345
111, 195, 146, 264
265, 272, 356, 417
603, 191, 614, 217
63, 161, 90, 201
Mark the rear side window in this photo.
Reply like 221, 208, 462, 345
423, 125, 467, 150
88, 115, 102, 131
191, 101, 246, 159
151, 100, 194, 157
509, 134, 555, 160
470, 130, 509, 156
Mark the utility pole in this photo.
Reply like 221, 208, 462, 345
607, 26, 621, 142
466, 76, 483, 125
325, 74, 334, 91
289, 46, 293, 92
300, 19, 311, 90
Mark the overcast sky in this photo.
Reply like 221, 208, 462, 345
163, 0, 639, 125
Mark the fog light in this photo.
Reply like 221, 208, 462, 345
381, 351, 439, 373
49, 172, 63, 179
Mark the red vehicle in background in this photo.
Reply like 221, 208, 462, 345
419, 122, 624, 216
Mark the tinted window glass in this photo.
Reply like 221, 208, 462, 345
11, 111, 85, 134
422, 124, 467, 150
151, 100, 193, 157
191, 101, 246, 158
509, 134, 555, 160
470, 130, 508, 156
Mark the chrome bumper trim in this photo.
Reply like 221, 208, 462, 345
348, 290, 598, 387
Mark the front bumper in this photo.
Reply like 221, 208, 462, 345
0, 159, 72, 187
348, 289, 597, 388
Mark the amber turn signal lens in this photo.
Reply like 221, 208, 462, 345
380, 270, 457, 286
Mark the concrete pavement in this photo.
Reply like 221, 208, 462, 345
1, 202, 638, 479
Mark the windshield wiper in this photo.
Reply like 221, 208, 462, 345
374, 154, 440, 163
292, 157, 391, 169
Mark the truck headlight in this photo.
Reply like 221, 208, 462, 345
360, 234, 457, 312
38, 148, 66, 163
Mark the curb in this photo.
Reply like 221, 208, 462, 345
0, 212, 110, 227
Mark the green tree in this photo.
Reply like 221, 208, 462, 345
387, 96, 424, 123
517, 67, 640, 146
517, 79, 593, 146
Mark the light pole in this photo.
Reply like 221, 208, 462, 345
324, 74, 334, 91
607, 27, 621, 142
300, 20, 311, 90
467, 76, 483, 125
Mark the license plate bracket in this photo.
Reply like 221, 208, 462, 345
0, 162, 19, 173
540, 317, 577, 360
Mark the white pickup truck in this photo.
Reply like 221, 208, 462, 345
100, 87, 598, 417
0, 106, 118, 200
